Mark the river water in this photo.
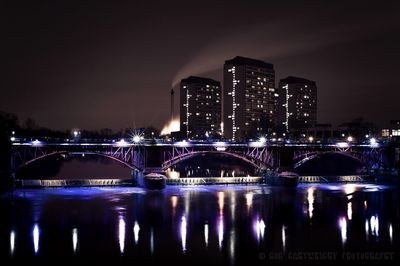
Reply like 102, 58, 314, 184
0, 183, 399, 265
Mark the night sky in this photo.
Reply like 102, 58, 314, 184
2, 1, 400, 131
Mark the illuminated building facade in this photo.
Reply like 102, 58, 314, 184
223, 56, 276, 141
180, 76, 222, 139
277, 76, 317, 132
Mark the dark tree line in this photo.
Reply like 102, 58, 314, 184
0, 110, 161, 177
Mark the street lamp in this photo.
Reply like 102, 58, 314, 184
133, 135, 141, 143
347, 136, 353, 142
369, 138, 378, 147
308, 136, 314, 142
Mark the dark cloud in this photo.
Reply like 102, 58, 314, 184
1, 0, 399, 130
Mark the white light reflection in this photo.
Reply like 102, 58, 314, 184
347, 202, 352, 220
230, 191, 236, 222
370, 215, 379, 237
181, 216, 187, 253
365, 220, 369, 240
389, 224, 393, 243
307, 187, 315, 219
218, 216, 224, 249
339, 217, 347, 245
282, 225, 287, 252
245, 193, 253, 211
133, 221, 140, 245
229, 228, 236, 263
218, 192, 224, 215
204, 223, 209, 247
119, 217, 126, 254
344, 184, 356, 196
10, 230, 15, 256
171, 196, 178, 217
72, 228, 78, 254
255, 219, 266, 242
150, 228, 154, 254
33, 224, 39, 254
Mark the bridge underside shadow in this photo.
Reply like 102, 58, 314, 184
166, 152, 259, 177
294, 152, 365, 176
15, 153, 133, 180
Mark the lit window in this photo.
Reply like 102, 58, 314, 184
382, 129, 390, 137
393, 129, 400, 136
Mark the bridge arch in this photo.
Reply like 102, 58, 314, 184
294, 151, 365, 169
162, 150, 272, 171
16, 151, 141, 172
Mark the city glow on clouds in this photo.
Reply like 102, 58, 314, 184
160, 118, 180, 135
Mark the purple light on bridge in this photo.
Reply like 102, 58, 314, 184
31, 139, 42, 146
175, 140, 190, 148
336, 142, 349, 148
116, 139, 129, 147
213, 141, 227, 151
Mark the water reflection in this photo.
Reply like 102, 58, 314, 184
347, 201, 353, 220
370, 215, 379, 237
218, 215, 224, 250
245, 192, 253, 211
10, 230, 15, 256
339, 217, 347, 246
218, 191, 224, 215
2, 184, 399, 263
254, 218, 266, 243
150, 228, 154, 254
307, 187, 315, 220
204, 223, 209, 247
282, 225, 287, 252
229, 228, 236, 263
118, 216, 126, 254
171, 196, 178, 217
133, 221, 140, 245
33, 224, 40, 254
180, 216, 187, 253
72, 228, 78, 254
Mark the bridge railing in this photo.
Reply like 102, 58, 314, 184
167, 176, 264, 185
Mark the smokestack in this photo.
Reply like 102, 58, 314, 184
170, 88, 174, 122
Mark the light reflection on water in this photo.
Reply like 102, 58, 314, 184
1, 183, 399, 264
33, 224, 39, 255
72, 228, 78, 254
